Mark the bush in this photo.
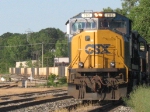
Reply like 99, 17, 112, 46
47, 73, 57, 87
47, 74, 67, 87
124, 85, 150, 112
58, 76, 67, 84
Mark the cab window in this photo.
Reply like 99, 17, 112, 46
71, 19, 97, 34
99, 20, 127, 34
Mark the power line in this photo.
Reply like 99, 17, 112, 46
0, 43, 67, 48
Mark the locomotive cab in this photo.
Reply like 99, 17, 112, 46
68, 12, 131, 35
66, 11, 148, 100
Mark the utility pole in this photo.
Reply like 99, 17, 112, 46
42, 43, 43, 68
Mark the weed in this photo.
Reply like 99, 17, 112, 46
124, 85, 150, 112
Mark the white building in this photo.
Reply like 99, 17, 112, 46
54, 57, 69, 66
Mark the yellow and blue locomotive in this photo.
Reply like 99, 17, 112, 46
66, 11, 149, 100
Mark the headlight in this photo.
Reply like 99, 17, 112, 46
78, 62, 84, 68
110, 62, 115, 68
94, 12, 103, 17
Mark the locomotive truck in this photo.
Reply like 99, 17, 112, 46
65, 11, 150, 100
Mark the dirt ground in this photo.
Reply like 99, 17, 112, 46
0, 79, 67, 96
0, 87, 67, 96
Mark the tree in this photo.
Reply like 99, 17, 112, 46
55, 38, 68, 57
103, 7, 114, 12
128, 0, 150, 41
103, 6, 126, 16
121, 0, 139, 16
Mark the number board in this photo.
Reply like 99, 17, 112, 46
81, 13, 92, 18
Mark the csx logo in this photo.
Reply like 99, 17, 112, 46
85, 44, 110, 54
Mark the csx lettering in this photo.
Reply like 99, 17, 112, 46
85, 44, 110, 54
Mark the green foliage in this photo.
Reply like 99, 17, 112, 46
103, 7, 126, 16
103, 7, 114, 12
55, 38, 68, 57
43, 52, 54, 67
25, 59, 33, 67
19, 63, 23, 68
0, 28, 67, 73
124, 85, 150, 112
47, 74, 67, 87
128, 0, 150, 42
121, 0, 139, 16
47, 73, 57, 86
58, 76, 67, 84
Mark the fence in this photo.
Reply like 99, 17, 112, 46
9, 66, 68, 78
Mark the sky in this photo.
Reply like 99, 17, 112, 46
0, 0, 122, 35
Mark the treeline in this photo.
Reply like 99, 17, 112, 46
0, 28, 68, 73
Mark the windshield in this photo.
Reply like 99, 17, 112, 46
70, 19, 127, 35
100, 21, 127, 34
71, 19, 97, 34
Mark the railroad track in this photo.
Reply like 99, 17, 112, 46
88, 102, 115, 112
0, 88, 80, 112
0, 96, 74, 112
85, 101, 124, 112
0, 89, 67, 99
61, 100, 124, 112
0, 88, 125, 112
0, 84, 18, 89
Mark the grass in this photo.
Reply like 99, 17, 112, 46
123, 85, 150, 112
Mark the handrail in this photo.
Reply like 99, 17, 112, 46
103, 38, 128, 83
108, 49, 128, 83
68, 51, 80, 68
115, 36, 128, 83
117, 52, 128, 83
